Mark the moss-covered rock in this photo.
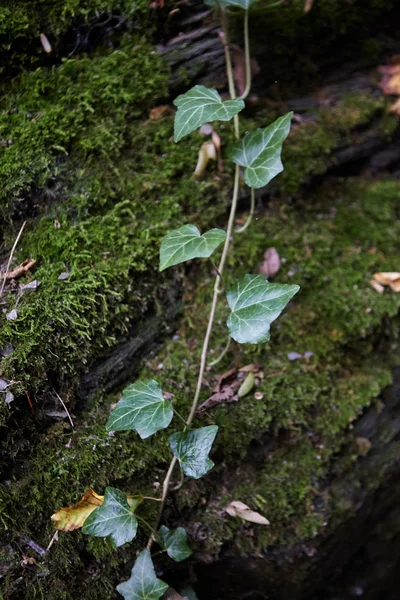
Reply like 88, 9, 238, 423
1, 177, 399, 598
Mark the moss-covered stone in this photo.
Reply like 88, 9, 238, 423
1, 176, 398, 598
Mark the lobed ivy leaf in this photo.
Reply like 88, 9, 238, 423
82, 487, 138, 548
106, 380, 173, 439
116, 549, 168, 600
159, 225, 226, 272
204, 0, 258, 8
228, 112, 293, 188
226, 274, 299, 344
169, 426, 218, 479
173, 85, 244, 142
158, 526, 192, 562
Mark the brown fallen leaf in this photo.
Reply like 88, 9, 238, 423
304, 0, 314, 13
51, 489, 104, 531
369, 279, 384, 293
378, 63, 400, 96
258, 247, 280, 279
372, 272, 400, 292
149, 104, 173, 120
225, 501, 270, 525
390, 97, 400, 116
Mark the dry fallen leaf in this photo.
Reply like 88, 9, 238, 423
193, 141, 216, 178
304, 0, 314, 13
258, 248, 280, 279
378, 59, 400, 114
372, 272, 400, 292
51, 489, 104, 531
149, 104, 173, 120
226, 501, 270, 525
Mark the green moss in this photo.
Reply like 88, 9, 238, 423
1, 177, 399, 596
0, 35, 168, 222
0, 0, 153, 75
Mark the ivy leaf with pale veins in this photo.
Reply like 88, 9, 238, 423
158, 526, 192, 562
117, 549, 168, 600
160, 225, 226, 272
82, 487, 138, 548
228, 112, 293, 189
106, 380, 173, 439
205, 0, 258, 8
226, 274, 299, 344
173, 85, 244, 142
169, 426, 218, 479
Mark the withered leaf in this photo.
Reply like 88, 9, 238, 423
51, 489, 104, 531
372, 272, 400, 292
304, 0, 314, 13
226, 500, 270, 525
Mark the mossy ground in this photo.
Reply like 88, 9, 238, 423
1, 1, 400, 597
1, 176, 399, 598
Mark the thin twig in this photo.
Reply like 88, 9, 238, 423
53, 388, 74, 427
0, 221, 26, 297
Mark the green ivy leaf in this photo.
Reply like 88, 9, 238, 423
106, 380, 173, 439
228, 112, 293, 189
204, 0, 258, 8
159, 225, 226, 272
169, 426, 218, 479
173, 85, 244, 142
158, 526, 192, 562
226, 274, 299, 344
82, 487, 137, 547
116, 549, 168, 600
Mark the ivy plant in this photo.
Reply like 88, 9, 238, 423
51, 1, 300, 598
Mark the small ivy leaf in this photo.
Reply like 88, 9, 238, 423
116, 549, 168, 600
228, 112, 293, 189
158, 526, 192, 562
159, 225, 226, 272
106, 380, 173, 439
204, 0, 258, 8
82, 487, 138, 547
226, 274, 299, 344
173, 85, 244, 142
169, 426, 218, 479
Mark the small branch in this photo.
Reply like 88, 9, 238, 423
3, 258, 36, 282
0, 222, 26, 297
53, 388, 74, 427
236, 187, 255, 233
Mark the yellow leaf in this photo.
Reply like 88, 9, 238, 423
51, 489, 104, 531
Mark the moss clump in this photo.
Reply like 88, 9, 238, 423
0, 0, 153, 76
0, 35, 168, 223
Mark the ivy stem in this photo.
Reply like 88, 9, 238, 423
208, 334, 232, 368
239, 10, 251, 101
149, 10, 242, 549
235, 187, 255, 233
